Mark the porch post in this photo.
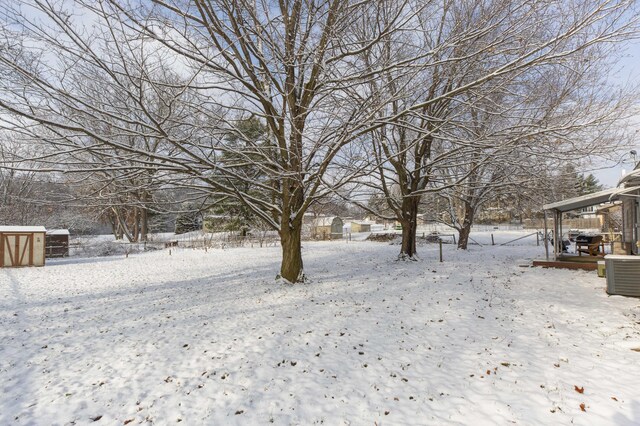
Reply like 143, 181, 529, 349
543, 210, 549, 260
553, 210, 559, 260
559, 210, 563, 255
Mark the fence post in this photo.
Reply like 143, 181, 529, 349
439, 239, 443, 263
491, 234, 495, 246
536, 232, 540, 246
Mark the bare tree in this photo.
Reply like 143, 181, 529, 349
0, 0, 638, 276
0, 133, 99, 230
0, 0, 415, 282
355, 0, 638, 257
0, 137, 45, 224
434, 61, 636, 249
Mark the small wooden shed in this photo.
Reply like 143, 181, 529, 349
312, 216, 344, 240
0, 226, 47, 267
46, 229, 70, 258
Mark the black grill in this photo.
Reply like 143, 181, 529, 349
575, 235, 598, 244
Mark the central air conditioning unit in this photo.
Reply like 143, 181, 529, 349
605, 255, 640, 297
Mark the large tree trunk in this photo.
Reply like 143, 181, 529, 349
399, 196, 420, 260
114, 208, 134, 242
108, 213, 120, 240
278, 176, 305, 282
140, 207, 148, 242
280, 223, 304, 283
457, 225, 471, 249
132, 207, 140, 243
457, 203, 475, 250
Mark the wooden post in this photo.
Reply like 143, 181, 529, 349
491, 234, 495, 246
552, 211, 557, 259
543, 210, 549, 260
536, 232, 540, 246
558, 211, 563, 255
439, 239, 443, 263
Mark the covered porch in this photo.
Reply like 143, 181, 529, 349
536, 188, 624, 270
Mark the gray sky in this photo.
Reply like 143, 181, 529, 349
590, 39, 640, 187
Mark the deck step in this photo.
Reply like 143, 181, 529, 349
532, 260, 598, 271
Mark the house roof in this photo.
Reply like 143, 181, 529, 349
618, 168, 640, 186
543, 188, 618, 212
0, 226, 47, 233
611, 185, 640, 198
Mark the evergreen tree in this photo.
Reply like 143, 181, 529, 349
209, 117, 269, 236
576, 173, 603, 195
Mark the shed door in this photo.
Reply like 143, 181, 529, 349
1, 233, 34, 267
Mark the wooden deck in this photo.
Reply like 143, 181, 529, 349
532, 255, 601, 271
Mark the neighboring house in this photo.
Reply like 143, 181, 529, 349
350, 222, 372, 233
476, 206, 514, 223
578, 205, 598, 219
311, 216, 343, 240
302, 212, 316, 225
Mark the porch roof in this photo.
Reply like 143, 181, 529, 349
543, 188, 618, 212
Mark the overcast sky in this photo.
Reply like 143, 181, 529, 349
590, 39, 640, 188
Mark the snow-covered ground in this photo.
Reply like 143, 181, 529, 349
1, 236, 640, 425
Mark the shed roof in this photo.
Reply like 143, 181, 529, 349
312, 216, 340, 226
0, 226, 47, 233
47, 229, 70, 235
543, 188, 618, 212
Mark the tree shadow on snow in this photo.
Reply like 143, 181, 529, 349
0, 270, 36, 424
